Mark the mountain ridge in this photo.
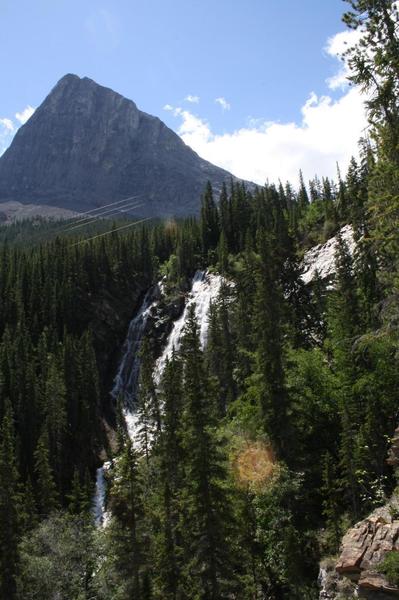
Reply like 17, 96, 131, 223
0, 74, 249, 218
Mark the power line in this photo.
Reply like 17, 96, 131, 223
66, 194, 144, 223
64, 202, 145, 232
72, 217, 152, 246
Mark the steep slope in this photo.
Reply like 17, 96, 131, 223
0, 74, 244, 217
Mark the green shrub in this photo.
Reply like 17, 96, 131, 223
377, 551, 399, 586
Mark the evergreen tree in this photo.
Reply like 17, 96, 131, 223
179, 306, 237, 599
297, 170, 309, 215
151, 353, 184, 599
137, 337, 161, 463
0, 401, 20, 599
254, 230, 287, 451
328, 234, 362, 518
105, 439, 146, 599
34, 427, 60, 517
200, 182, 220, 260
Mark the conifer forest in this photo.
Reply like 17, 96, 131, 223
1, 2, 399, 599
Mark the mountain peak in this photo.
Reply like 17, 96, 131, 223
0, 76, 241, 217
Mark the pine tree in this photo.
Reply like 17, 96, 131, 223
43, 356, 67, 492
254, 230, 287, 451
151, 353, 184, 599
0, 401, 20, 599
137, 337, 161, 463
200, 182, 220, 260
107, 439, 145, 599
178, 306, 237, 599
217, 231, 229, 274
297, 170, 309, 215
218, 182, 233, 251
321, 453, 343, 553
328, 233, 362, 518
34, 427, 59, 516
206, 285, 236, 415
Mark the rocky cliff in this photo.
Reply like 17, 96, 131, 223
0, 74, 243, 217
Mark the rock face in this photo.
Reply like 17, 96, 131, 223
0, 74, 243, 217
321, 499, 399, 599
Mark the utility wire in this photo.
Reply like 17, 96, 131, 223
64, 202, 145, 232
72, 217, 152, 246
65, 194, 144, 224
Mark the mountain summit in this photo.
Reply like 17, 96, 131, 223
0, 74, 242, 217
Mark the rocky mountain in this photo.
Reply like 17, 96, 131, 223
0, 74, 245, 218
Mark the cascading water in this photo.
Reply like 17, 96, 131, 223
92, 463, 111, 527
111, 285, 161, 405
92, 285, 160, 526
92, 270, 223, 526
154, 270, 223, 383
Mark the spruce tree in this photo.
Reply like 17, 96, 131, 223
137, 337, 161, 463
200, 182, 220, 260
34, 427, 60, 517
254, 230, 287, 451
178, 306, 237, 599
107, 439, 145, 599
0, 401, 20, 599
151, 353, 184, 599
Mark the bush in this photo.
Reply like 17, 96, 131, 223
377, 551, 399, 586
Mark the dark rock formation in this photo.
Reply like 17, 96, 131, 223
0, 74, 247, 217
145, 289, 185, 355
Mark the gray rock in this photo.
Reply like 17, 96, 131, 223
0, 74, 250, 217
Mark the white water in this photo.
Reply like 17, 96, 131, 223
154, 270, 223, 383
302, 224, 355, 285
92, 463, 111, 527
111, 285, 161, 406
93, 270, 223, 526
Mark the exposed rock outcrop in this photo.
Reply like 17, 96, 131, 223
319, 429, 399, 599
0, 74, 247, 217
319, 499, 399, 599
335, 500, 399, 597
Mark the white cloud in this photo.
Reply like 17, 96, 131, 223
15, 105, 35, 125
185, 94, 200, 104
0, 105, 36, 155
163, 104, 174, 111
167, 87, 367, 185
215, 97, 231, 111
325, 29, 363, 90
0, 118, 14, 132
0, 119, 15, 156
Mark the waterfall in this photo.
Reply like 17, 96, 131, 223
111, 284, 161, 406
92, 463, 111, 527
92, 286, 160, 526
93, 270, 223, 526
154, 270, 223, 383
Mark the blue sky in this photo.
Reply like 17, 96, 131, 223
0, 0, 366, 184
